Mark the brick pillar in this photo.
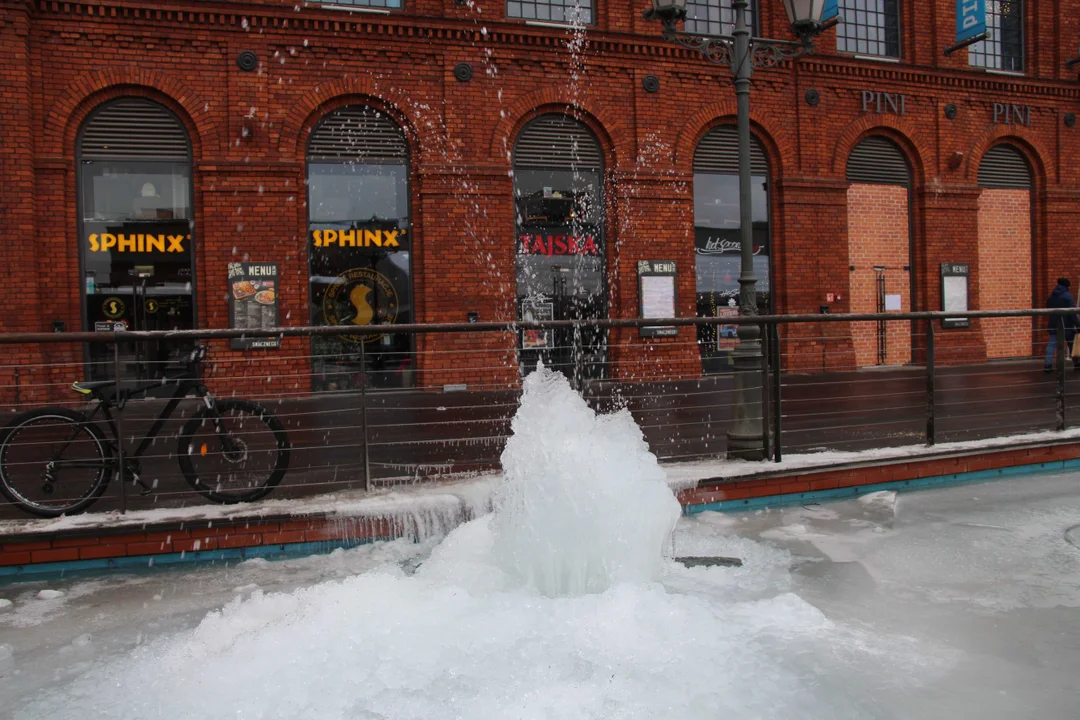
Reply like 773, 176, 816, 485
607, 172, 699, 383
0, 4, 49, 404
198, 165, 314, 398
919, 186, 987, 365
413, 166, 518, 390
773, 178, 856, 373
977, 188, 1032, 359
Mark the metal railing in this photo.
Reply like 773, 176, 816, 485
0, 307, 1076, 518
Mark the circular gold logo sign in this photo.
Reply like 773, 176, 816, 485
144, 299, 160, 315
323, 267, 399, 344
102, 297, 126, 320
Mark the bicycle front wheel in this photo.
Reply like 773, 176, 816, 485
0, 408, 111, 518
178, 399, 290, 504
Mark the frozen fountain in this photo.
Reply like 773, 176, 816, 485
9, 365, 925, 719
491, 362, 681, 596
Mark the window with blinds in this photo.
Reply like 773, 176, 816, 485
846, 136, 910, 186
977, 144, 1032, 189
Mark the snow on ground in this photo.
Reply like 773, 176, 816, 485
2, 471, 1079, 719
663, 425, 1080, 489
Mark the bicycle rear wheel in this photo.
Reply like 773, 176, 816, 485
177, 399, 290, 504
0, 409, 111, 518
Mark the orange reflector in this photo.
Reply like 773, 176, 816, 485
200, 444, 208, 457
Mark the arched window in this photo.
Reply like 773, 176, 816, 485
307, 106, 413, 391
845, 136, 912, 367
977, 143, 1034, 360
693, 126, 770, 373
78, 98, 194, 381
513, 114, 606, 379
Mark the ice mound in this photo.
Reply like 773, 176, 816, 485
491, 363, 682, 596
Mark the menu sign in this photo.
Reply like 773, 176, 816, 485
228, 262, 280, 349
637, 260, 678, 338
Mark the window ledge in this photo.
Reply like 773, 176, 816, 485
982, 68, 1026, 77
851, 54, 901, 64
524, 20, 591, 30
310, 4, 394, 15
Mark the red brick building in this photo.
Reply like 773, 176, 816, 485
1, 0, 1077, 395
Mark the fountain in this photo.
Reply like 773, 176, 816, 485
10, 365, 911, 719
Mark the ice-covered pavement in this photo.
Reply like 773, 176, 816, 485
1, 470, 1078, 719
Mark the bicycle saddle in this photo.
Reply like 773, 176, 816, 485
72, 380, 116, 395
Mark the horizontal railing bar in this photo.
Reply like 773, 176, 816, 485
0, 308, 1073, 345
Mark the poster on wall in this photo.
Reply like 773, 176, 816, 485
638, 260, 678, 338
941, 263, 970, 329
228, 262, 280, 349
717, 303, 740, 351
521, 297, 554, 349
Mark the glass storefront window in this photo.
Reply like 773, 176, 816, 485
82, 162, 191, 222
694, 173, 771, 374
513, 162, 606, 379
78, 100, 195, 384
307, 150, 413, 392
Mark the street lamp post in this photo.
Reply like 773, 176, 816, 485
645, 0, 836, 460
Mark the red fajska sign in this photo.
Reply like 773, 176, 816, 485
517, 233, 601, 257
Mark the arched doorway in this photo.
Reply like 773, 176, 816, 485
692, 125, 771, 374
78, 97, 195, 381
976, 143, 1034, 359
846, 135, 913, 367
307, 105, 414, 391
512, 114, 607, 379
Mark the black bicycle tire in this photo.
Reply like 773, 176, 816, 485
0, 408, 112, 518
177, 399, 291, 504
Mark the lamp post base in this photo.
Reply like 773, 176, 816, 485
725, 335, 765, 461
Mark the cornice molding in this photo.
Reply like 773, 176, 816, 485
31, 0, 1080, 102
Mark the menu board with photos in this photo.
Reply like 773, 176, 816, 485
228, 262, 280, 349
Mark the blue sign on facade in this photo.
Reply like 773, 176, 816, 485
822, 0, 839, 22
956, 0, 987, 44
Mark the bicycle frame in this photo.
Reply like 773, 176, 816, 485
92, 370, 213, 461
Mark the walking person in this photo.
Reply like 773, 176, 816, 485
1044, 278, 1080, 372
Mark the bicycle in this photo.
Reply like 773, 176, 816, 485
0, 345, 291, 518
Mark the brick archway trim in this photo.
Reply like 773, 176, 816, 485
489, 86, 623, 169
280, 78, 429, 162
831, 115, 928, 184
673, 100, 789, 178
966, 126, 1052, 187
45, 68, 213, 156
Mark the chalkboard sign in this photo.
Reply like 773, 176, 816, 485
228, 262, 280, 349
638, 260, 678, 338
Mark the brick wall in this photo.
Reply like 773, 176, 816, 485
847, 184, 912, 367
0, 0, 1078, 401
977, 188, 1033, 359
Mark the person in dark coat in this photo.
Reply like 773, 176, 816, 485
1044, 278, 1080, 372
